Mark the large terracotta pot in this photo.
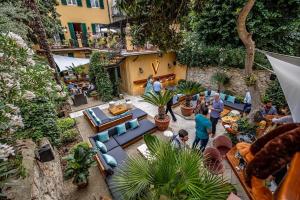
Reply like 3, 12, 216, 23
213, 135, 233, 157
181, 104, 194, 116
203, 147, 224, 174
154, 115, 170, 131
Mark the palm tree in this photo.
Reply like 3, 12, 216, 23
23, 0, 61, 84
142, 91, 174, 131
112, 135, 234, 200
177, 81, 202, 107
142, 90, 173, 120
211, 71, 230, 92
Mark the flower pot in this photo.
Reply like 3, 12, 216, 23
203, 147, 224, 174
180, 104, 194, 116
154, 115, 170, 131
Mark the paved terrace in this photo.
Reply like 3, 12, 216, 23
67, 95, 249, 200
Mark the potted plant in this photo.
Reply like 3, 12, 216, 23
63, 142, 96, 188
177, 81, 202, 116
90, 91, 98, 100
142, 91, 173, 131
211, 71, 230, 92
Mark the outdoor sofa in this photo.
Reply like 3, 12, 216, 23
83, 107, 148, 132
88, 119, 157, 200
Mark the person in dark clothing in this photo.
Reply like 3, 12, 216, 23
166, 94, 177, 122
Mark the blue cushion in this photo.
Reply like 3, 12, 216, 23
116, 123, 127, 136
88, 109, 93, 115
96, 141, 107, 153
129, 119, 139, 129
220, 93, 226, 101
227, 95, 236, 104
103, 154, 117, 167
205, 91, 208, 97
97, 131, 109, 142
94, 116, 101, 125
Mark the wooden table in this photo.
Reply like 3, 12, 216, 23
226, 146, 255, 200
108, 104, 128, 116
221, 108, 231, 117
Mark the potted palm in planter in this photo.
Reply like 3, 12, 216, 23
177, 81, 202, 116
63, 142, 96, 188
142, 90, 173, 131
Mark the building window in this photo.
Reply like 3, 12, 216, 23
67, 0, 77, 5
90, 0, 100, 8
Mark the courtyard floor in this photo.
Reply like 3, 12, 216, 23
67, 95, 249, 200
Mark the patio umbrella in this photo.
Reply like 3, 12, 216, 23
263, 51, 300, 122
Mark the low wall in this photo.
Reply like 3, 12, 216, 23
187, 66, 272, 96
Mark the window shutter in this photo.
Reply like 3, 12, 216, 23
76, 0, 82, 6
91, 24, 96, 34
81, 23, 88, 46
99, 0, 104, 9
68, 23, 76, 40
61, 0, 67, 5
86, 0, 91, 8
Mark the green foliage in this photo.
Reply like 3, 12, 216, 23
89, 52, 113, 102
60, 128, 78, 144
177, 81, 203, 107
263, 79, 288, 110
223, 90, 235, 96
142, 91, 174, 119
113, 135, 234, 200
117, 0, 191, 51
211, 71, 230, 91
63, 143, 96, 186
235, 95, 244, 104
18, 98, 60, 145
237, 118, 257, 135
57, 117, 76, 132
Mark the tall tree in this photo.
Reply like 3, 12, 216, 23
23, 0, 61, 84
237, 0, 261, 117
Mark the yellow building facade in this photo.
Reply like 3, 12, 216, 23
120, 52, 187, 95
56, 0, 111, 47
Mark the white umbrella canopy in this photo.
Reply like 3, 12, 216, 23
265, 52, 300, 122
53, 54, 90, 72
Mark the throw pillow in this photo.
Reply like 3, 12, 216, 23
220, 93, 226, 101
116, 123, 127, 136
102, 154, 117, 167
227, 95, 236, 104
96, 141, 107, 153
94, 117, 101, 125
88, 109, 93, 115
129, 119, 139, 129
97, 131, 109, 142
205, 91, 208, 97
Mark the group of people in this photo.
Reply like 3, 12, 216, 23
68, 82, 95, 97
172, 93, 225, 152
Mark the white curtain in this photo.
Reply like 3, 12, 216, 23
266, 52, 300, 122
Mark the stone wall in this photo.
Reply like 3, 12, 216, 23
5, 138, 64, 200
186, 66, 272, 96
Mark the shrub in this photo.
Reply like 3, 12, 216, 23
57, 117, 76, 132
60, 128, 78, 144
223, 90, 235, 96
235, 95, 244, 104
69, 142, 89, 154
211, 71, 230, 91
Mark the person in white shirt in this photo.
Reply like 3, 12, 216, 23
243, 90, 252, 114
153, 78, 162, 95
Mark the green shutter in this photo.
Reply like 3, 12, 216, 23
77, 0, 82, 6
68, 23, 76, 40
86, 0, 91, 8
91, 24, 96, 34
99, 0, 104, 9
61, 0, 67, 5
81, 23, 88, 46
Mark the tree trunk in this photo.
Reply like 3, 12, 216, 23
237, 0, 261, 118
23, 0, 61, 84
158, 106, 165, 119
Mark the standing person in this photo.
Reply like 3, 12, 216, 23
210, 93, 224, 138
153, 78, 162, 95
166, 92, 177, 122
171, 129, 189, 149
205, 86, 212, 103
192, 107, 212, 151
144, 75, 154, 95
243, 89, 252, 114
194, 92, 207, 114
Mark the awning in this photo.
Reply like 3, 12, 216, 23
264, 51, 300, 122
53, 54, 90, 72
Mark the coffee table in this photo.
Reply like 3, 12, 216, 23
108, 104, 128, 115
